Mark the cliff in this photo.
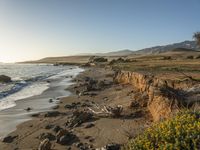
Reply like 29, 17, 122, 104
114, 71, 183, 121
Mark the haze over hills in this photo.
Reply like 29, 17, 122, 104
80, 40, 198, 56
27, 40, 199, 64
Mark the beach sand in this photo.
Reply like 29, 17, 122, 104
0, 67, 152, 150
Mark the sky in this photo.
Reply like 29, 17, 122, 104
0, 0, 199, 62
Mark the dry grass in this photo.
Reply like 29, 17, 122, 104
111, 54, 200, 81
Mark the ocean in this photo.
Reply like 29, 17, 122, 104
0, 63, 83, 111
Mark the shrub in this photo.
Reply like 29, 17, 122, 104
196, 55, 200, 59
187, 56, 194, 59
123, 111, 200, 150
89, 57, 108, 63
163, 56, 172, 60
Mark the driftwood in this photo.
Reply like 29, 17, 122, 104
88, 105, 123, 118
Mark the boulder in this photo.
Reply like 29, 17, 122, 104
68, 110, 93, 127
56, 129, 69, 142
105, 143, 120, 150
38, 132, 55, 141
25, 107, 32, 111
44, 111, 60, 117
38, 139, 51, 150
52, 125, 62, 133
56, 129, 76, 145
59, 135, 71, 145
2, 135, 18, 143
0, 75, 11, 83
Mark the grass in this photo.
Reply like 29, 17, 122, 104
123, 111, 200, 150
110, 57, 200, 81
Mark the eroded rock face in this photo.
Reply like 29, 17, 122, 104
0, 75, 11, 83
114, 71, 181, 121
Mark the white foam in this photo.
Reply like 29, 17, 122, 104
0, 82, 49, 111
48, 67, 84, 79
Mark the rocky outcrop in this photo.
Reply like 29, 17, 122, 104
114, 71, 182, 121
0, 75, 11, 83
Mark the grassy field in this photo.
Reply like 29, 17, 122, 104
111, 51, 200, 81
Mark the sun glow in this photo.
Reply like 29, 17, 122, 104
0, 56, 19, 63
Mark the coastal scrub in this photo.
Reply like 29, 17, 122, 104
124, 111, 200, 150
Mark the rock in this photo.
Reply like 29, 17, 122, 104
38, 139, 51, 150
46, 80, 51, 83
68, 110, 93, 127
89, 138, 95, 142
49, 99, 53, 103
44, 111, 60, 117
0, 75, 11, 83
75, 142, 83, 148
85, 78, 98, 91
84, 136, 92, 139
64, 104, 75, 109
108, 105, 123, 118
97, 143, 120, 150
65, 102, 82, 109
52, 125, 62, 133
38, 132, 55, 141
84, 123, 94, 128
45, 124, 54, 129
105, 143, 120, 150
59, 135, 71, 145
52, 105, 59, 110
25, 107, 32, 111
31, 113, 40, 117
2, 135, 18, 143
129, 101, 140, 108
56, 129, 69, 142
56, 129, 76, 145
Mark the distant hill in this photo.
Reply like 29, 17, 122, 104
97, 49, 133, 56
169, 48, 198, 52
24, 40, 199, 64
134, 41, 198, 55
82, 41, 198, 56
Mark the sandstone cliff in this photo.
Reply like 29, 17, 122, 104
114, 71, 183, 121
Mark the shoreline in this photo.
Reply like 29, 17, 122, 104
0, 66, 84, 139
0, 66, 151, 150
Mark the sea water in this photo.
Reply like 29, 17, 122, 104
0, 63, 83, 111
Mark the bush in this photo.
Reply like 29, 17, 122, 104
163, 56, 172, 60
123, 111, 200, 150
187, 56, 194, 59
196, 55, 200, 59
89, 56, 108, 63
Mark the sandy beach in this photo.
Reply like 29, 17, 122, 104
0, 66, 152, 150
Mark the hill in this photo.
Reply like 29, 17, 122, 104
23, 41, 199, 64
98, 49, 133, 56
134, 40, 198, 55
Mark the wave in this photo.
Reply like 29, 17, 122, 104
0, 66, 84, 111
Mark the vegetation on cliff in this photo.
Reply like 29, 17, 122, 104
124, 111, 200, 150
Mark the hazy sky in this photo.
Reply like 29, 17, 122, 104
0, 0, 199, 62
